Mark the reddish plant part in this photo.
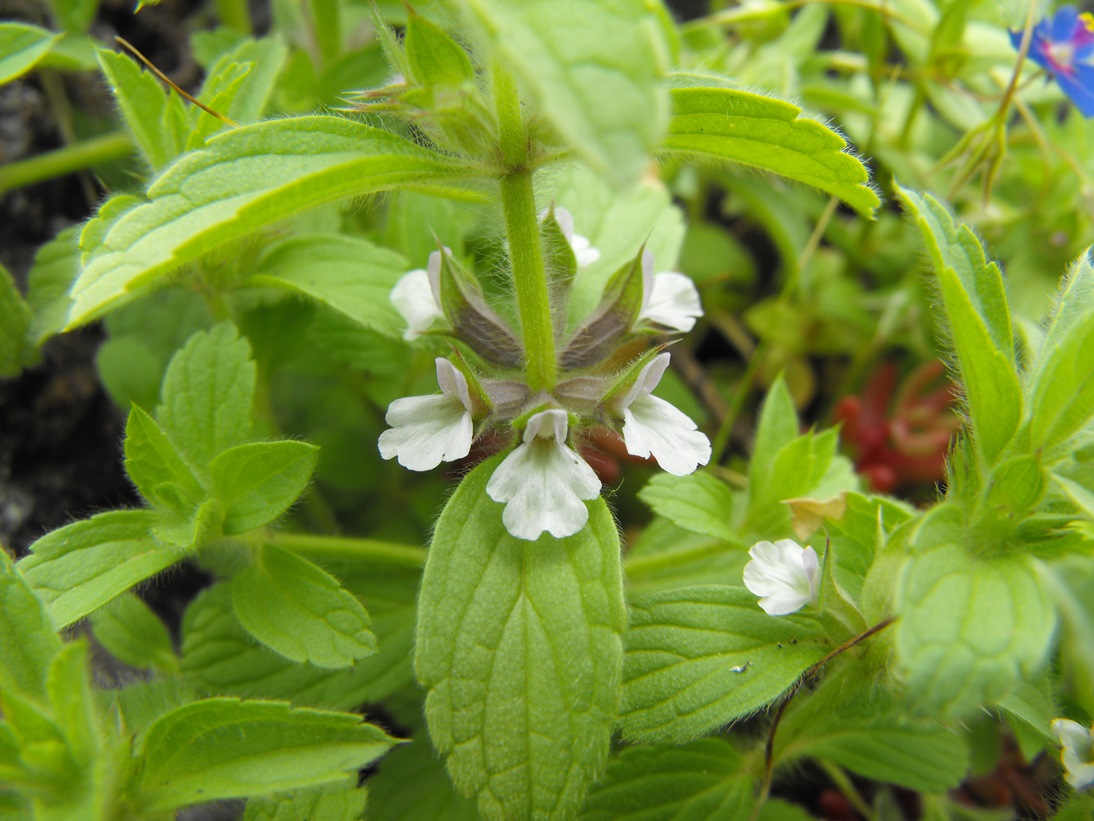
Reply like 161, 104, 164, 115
834, 361, 960, 493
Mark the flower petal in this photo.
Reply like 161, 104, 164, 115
391, 267, 442, 340
486, 410, 601, 540
1053, 718, 1094, 790
742, 540, 819, 615
641, 271, 703, 332
623, 394, 711, 476
378, 394, 472, 471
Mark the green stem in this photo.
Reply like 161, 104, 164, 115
0, 132, 134, 196
267, 532, 426, 569
494, 65, 556, 390
214, 0, 252, 34
310, 0, 342, 66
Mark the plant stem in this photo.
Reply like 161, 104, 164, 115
494, 64, 556, 390
267, 532, 426, 569
214, 0, 252, 34
0, 132, 134, 196
310, 0, 342, 66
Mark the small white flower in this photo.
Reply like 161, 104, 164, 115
547, 207, 601, 268
637, 249, 702, 332
391, 250, 443, 341
378, 358, 473, 471
486, 409, 601, 541
1052, 718, 1094, 791
743, 539, 820, 616
616, 353, 711, 476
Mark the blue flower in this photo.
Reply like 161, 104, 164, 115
1011, 6, 1094, 116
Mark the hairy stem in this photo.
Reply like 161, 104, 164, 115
494, 65, 557, 390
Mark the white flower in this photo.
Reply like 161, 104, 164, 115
637, 249, 702, 332
743, 539, 820, 616
547, 207, 600, 267
390, 250, 443, 340
1053, 718, 1094, 791
486, 409, 601, 541
378, 358, 473, 471
615, 353, 711, 476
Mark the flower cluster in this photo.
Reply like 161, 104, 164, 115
379, 208, 710, 540
1011, 5, 1094, 117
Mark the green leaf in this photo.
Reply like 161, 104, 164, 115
0, 550, 61, 701
124, 404, 206, 516
1028, 307, 1094, 450
25, 225, 78, 346
775, 665, 969, 793
136, 698, 399, 811
581, 737, 757, 820
181, 579, 415, 710
748, 428, 857, 537
212, 441, 319, 534
0, 24, 59, 85
249, 234, 407, 338
0, 262, 33, 376
663, 80, 879, 217
19, 510, 180, 629
89, 592, 179, 674
368, 740, 480, 821
45, 641, 101, 771
230, 545, 377, 670
96, 48, 178, 171
415, 456, 626, 820
157, 322, 255, 470
1037, 249, 1094, 366
638, 473, 739, 543
896, 187, 1021, 464
620, 585, 828, 742
243, 781, 366, 821
200, 37, 288, 129
748, 375, 799, 488
69, 116, 472, 324
894, 546, 1057, 718
460, 0, 670, 187
405, 12, 475, 89
45, 0, 99, 33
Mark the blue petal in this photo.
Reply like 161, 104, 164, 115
1049, 6, 1082, 42
1056, 64, 1094, 116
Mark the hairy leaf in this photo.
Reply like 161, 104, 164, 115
136, 698, 399, 811
211, 441, 318, 534
230, 545, 377, 670
415, 456, 626, 820
250, 234, 407, 338
894, 546, 1056, 718
20, 510, 179, 629
582, 737, 757, 820
157, 322, 255, 471
638, 473, 739, 543
0, 550, 61, 701
90, 592, 179, 675
664, 79, 879, 217
69, 116, 471, 324
897, 187, 1021, 464
775, 666, 969, 793
621, 585, 827, 742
